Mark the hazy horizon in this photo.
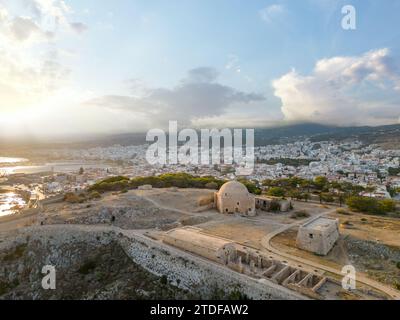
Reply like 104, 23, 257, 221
1, 0, 400, 139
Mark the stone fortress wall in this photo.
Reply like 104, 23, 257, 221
157, 226, 332, 299
118, 229, 305, 300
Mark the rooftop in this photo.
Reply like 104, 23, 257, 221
302, 217, 338, 231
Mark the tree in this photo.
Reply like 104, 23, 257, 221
314, 176, 328, 190
338, 193, 345, 207
302, 193, 310, 202
378, 199, 396, 213
205, 182, 218, 190
346, 196, 395, 215
238, 179, 262, 195
388, 167, 400, 176
300, 179, 312, 193
346, 196, 379, 213
267, 187, 286, 197
262, 179, 274, 187
321, 192, 335, 203
288, 190, 302, 200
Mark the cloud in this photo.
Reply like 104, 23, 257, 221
8, 16, 54, 42
0, 0, 87, 44
69, 22, 88, 34
225, 54, 241, 73
85, 67, 265, 129
185, 67, 219, 83
259, 4, 285, 23
0, 50, 70, 110
0, 0, 84, 110
273, 48, 400, 126
28, 0, 71, 26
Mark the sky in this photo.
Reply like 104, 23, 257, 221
0, 0, 400, 139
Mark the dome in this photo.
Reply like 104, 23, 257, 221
218, 181, 249, 196
215, 180, 255, 216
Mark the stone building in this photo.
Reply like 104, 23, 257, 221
163, 227, 235, 263
161, 226, 332, 299
296, 217, 340, 256
214, 181, 256, 216
255, 197, 292, 212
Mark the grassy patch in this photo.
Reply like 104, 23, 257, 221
0, 280, 10, 296
2, 243, 27, 262
336, 208, 352, 215
77, 260, 97, 275
0, 279, 19, 296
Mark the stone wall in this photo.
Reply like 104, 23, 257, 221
0, 224, 305, 300
118, 231, 305, 300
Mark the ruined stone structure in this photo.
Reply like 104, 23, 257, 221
163, 227, 235, 263
128, 227, 306, 299
161, 226, 333, 299
214, 181, 255, 216
296, 217, 340, 256
255, 197, 292, 212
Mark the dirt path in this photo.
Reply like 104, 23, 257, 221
260, 209, 400, 300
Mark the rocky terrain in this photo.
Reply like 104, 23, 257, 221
0, 226, 195, 300
347, 236, 400, 291
0, 225, 248, 300
41, 192, 190, 230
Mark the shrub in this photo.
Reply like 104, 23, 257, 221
160, 275, 168, 285
88, 173, 267, 195
346, 196, 396, 215
227, 289, 250, 300
205, 182, 218, 190
267, 187, 286, 197
3, 244, 27, 262
238, 179, 262, 195
321, 193, 335, 203
346, 196, 380, 214
314, 176, 328, 190
78, 260, 97, 275
89, 191, 101, 199
269, 200, 281, 212
291, 210, 310, 219
378, 199, 396, 213
64, 192, 82, 203
336, 208, 351, 215
0, 280, 11, 296
342, 220, 353, 226
101, 176, 129, 184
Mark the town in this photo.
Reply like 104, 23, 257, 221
2, 138, 398, 203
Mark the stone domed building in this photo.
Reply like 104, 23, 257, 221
214, 181, 256, 216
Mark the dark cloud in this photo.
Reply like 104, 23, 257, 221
185, 67, 219, 83
70, 22, 88, 34
85, 67, 265, 127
